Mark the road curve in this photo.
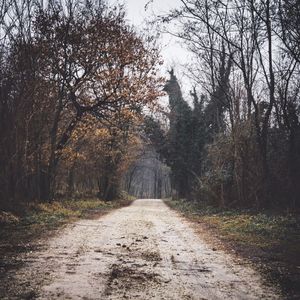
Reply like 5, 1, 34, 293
9, 199, 280, 299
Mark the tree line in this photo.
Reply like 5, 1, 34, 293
148, 0, 300, 209
0, 0, 163, 210
1, 0, 300, 210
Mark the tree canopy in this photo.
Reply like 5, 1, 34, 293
0, 0, 163, 208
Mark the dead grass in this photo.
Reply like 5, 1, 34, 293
0, 197, 134, 254
0, 196, 135, 299
165, 198, 299, 250
164, 198, 300, 298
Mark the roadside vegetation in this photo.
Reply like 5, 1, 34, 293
165, 198, 300, 298
145, 0, 300, 211
0, 0, 162, 210
1, 0, 300, 297
0, 196, 134, 256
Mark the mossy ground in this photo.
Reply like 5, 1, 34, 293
0, 197, 134, 255
0, 196, 135, 299
164, 198, 300, 299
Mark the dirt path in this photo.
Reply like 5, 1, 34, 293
3, 199, 281, 299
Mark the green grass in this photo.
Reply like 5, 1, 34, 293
0, 197, 133, 248
165, 198, 300, 252
165, 198, 300, 297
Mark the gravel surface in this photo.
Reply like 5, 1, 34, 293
2, 199, 281, 299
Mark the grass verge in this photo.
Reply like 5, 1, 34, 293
164, 198, 300, 299
0, 197, 134, 255
0, 196, 135, 299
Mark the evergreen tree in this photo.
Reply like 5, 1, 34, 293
163, 70, 196, 198
190, 89, 207, 178
145, 71, 207, 200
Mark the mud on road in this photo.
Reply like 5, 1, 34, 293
1, 199, 281, 299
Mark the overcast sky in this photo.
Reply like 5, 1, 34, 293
108, 0, 191, 91
125, 0, 188, 65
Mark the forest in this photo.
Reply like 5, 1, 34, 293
1, 0, 300, 210
149, 0, 300, 210
0, 0, 164, 209
0, 0, 300, 299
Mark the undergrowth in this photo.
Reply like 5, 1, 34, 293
0, 197, 133, 246
165, 198, 300, 254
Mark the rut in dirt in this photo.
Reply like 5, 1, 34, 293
2, 199, 280, 299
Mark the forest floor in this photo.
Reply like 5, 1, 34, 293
0, 199, 282, 299
165, 198, 300, 300
0, 197, 133, 258
0, 197, 133, 297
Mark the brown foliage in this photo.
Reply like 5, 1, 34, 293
0, 1, 163, 207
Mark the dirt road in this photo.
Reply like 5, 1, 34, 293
3, 199, 280, 299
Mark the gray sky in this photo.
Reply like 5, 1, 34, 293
108, 0, 191, 87
106, 0, 193, 103
124, 0, 188, 67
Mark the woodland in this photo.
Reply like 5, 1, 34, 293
149, 0, 300, 210
0, 0, 300, 212
0, 0, 164, 209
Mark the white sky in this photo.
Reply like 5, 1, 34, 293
107, 0, 192, 94
124, 0, 188, 65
